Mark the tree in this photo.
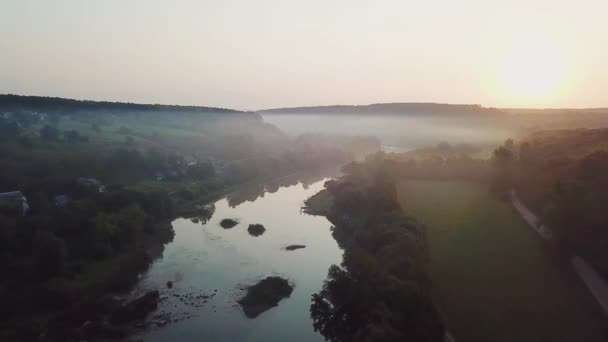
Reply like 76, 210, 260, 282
40, 125, 59, 141
48, 113, 60, 126
63, 130, 88, 143
579, 151, 608, 191
0, 119, 20, 139
519, 142, 532, 164
92, 204, 148, 253
437, 141, 451, 152
91, 123, 101, 133
490, 145, 515, 196
115, 204, 148, 246
186, 161, 215, 179
117, 126, 133, 135
30, 192, 52, 215
92, 212, 118, 257
32, 231, 67, 279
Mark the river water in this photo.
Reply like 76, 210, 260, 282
128, 172, 341, 341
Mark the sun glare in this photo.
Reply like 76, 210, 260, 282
500, 43, 566, 103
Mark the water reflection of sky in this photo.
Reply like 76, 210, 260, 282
130, 175, 342, 342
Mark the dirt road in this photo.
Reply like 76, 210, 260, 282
510, 190, 608, 317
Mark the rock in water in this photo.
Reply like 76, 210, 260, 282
247, 224, 266, 237
284, 245, 306, 251
220, 218, 238, 229
238, 277, 293, 318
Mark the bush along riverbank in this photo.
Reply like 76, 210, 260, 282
0, 185, 177, 341
307, 157, 445, 342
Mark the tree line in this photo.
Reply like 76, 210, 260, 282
309, 156, 445, 342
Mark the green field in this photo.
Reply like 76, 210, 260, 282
398, 180, 607, 342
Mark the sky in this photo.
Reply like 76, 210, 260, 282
1, 0, 607, 110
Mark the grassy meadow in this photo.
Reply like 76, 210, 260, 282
398, 180, 607, 342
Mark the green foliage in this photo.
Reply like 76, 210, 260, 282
0, 119, 20, 139
540, 152, 608, 275
30, 192, 52, 215
508, 131, 608, 278
311, 160, 444, 342
93, 212, 119, 251
40, 125, 60, 141
32, 230, 68, 279
63, 130, 88, 143
186, 162, 215, 179
117, 126, 133, 135
489, 142, 516, 196
94, 204, 147, 245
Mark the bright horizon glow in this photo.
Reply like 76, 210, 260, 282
503, 45, 564, 100
1, 0, 607, 110
492, 41, 576, 108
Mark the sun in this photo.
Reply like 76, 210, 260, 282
500, 43, 565, 103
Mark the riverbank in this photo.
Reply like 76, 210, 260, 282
305, 165, 445, 341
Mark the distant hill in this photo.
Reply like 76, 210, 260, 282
0, 94, 242, 114
259, 103, 505, 116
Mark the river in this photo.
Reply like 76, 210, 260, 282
127, 171, 342, 341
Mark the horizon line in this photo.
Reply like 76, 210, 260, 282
2, 92, 607, 113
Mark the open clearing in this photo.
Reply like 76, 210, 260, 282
398, 180, 607, 342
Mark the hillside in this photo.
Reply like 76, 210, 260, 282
505, 108, 608, 131
0, 94, 241, 114
260, 102, 504, 116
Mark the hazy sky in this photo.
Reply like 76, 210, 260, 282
1, 0, 606, 110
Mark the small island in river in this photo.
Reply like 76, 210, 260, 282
220, 218, 239, 228
284, 244, 306, 251
247, 224, 266, 236
238, 277, 294, 318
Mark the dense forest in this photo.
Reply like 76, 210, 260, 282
0, 94, 240, 114
306, 156, 444, 342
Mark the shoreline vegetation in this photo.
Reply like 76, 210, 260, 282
305, 157, 445, 342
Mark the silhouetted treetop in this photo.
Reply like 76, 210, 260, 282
0, 94, 244, 114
